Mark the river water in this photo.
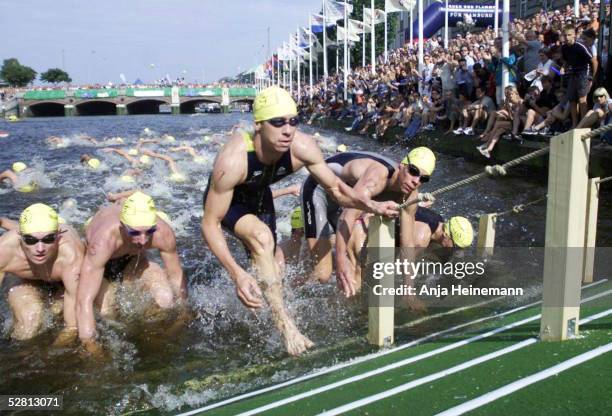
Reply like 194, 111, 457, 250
0, 114, 610, 415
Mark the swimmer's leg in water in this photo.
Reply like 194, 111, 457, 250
234, 214, 313, 356
7, 282, 44, 340
123, 255, 175, 309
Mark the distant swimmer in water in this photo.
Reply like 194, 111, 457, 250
201, 86, 398, 356
141, 149, 187, 182
0, 161, 38, 192
278, 206, 308, 268
76, 191, 187, 354
0, 204, 82, 344
80, 154, 101, 170
169, 145, 207, 164
46, 136, 69, 147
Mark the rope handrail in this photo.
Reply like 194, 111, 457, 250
398, 146, 551, 209
597, 176, 612, 185
493, 195, 548, 218
581, 123, 612, 140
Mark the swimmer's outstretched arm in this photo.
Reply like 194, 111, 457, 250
0, 217, 18, 231
271, 184, 301, 199
293, 134, 399, 217
138, 138, 160, 147
82, 136, 98, 145
52, 239, 83, 347
335, 163, 393, 296
142, 150, 182, 175
201, 152, 263, 309
156, 224, 187, 300
101, 148, 137, 164
0, 170, 17, 185
169, 146, 197, 157
76, 237, 112, 350
107, 189, 139, 203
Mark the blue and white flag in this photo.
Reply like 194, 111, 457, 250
325, 1, 353, 22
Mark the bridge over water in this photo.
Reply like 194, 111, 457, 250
17, 86, 256, 117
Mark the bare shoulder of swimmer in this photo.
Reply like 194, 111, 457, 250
151, 219, 177, 252
58, 225, 85, 258
290, 131, 324, 166
84, 208, 121, 254
211, 133, 248, 186
0, 231, 21, 268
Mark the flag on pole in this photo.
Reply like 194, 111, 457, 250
384, 0, 414, 13
298, 27, 316, 49
311, 14, 336, 33
349, 19, 369, 34
364, 7, 386, 24
337, 25, 360, 42
325, 0, 353, 22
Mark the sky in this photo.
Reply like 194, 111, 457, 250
0, 0, 322, 85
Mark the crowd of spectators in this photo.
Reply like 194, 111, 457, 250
298, 1, 612, 157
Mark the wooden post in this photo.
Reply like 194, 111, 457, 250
367, 216, 395, 347
540, 129, 590, 341
477, 214, 496, 257
582, 178, 599, 283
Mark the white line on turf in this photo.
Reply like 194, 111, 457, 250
318, 307, 612, 416
232, 316, 541, 416
318, 339, 539, 416
174, 279, 609, 416
435, 341, 612, 416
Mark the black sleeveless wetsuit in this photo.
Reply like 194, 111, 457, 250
203, 131, 293, 242
301, 151, 397, 239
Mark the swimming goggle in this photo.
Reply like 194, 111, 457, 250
406, 163, 430, 183
21, 232, 62, 245
266, 117, 299, 128
122, 224, 157, 237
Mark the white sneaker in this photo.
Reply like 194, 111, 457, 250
453, 127, 465, 135
478, 146, 491, 158
463, 127, 474, 135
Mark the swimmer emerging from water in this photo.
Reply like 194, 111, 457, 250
76, 191, 187, 353
341, 208, 474, 293
201, 86, 398, 356
0, 162, 37, 192
80, 154, 101, 169
0, 204, 82, 344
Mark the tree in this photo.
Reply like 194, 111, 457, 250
40, 68, 72, 84
0, 58, 37, 87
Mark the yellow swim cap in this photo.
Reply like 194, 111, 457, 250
87, 158, 101, 169
115, 137, 124, 144
128, 148, 139, 156
120, 191, 157, 228
17, 181, 37, 193
203, 135, 211, 143
444, 216, 474, 248
12, 162, 27, 173
193, 155, 206, 164
164, 135, 176, 142
169, 172, 187, 183
139, 155, 151, 165
19, 203, 59, 235
156, 211, 171, 224
401, 147, 436, 176
253, 86, 297, 122
290, 207, 303, 229
120, 175, 135, 183
336, 144, 348, 153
